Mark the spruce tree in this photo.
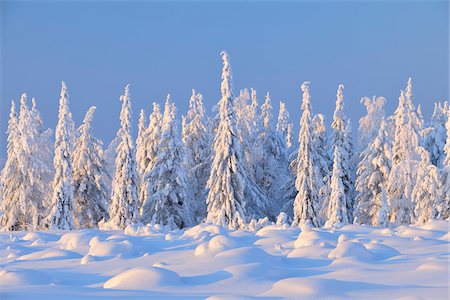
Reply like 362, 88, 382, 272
48, 82, 76, 230
206, 51, 268, 229
72, 106, 109, 228
105, 84, 139, 229
182, 90, 212, 221
139, 102, 162, 221
146, 96, 193, 229
358, 96, 386, 151
293, 82, 320, 227
354, 119, 392, 225
277, 101, 293, 149
331, 84, 355, 222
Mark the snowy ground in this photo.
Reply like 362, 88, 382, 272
0, 221, 449, 299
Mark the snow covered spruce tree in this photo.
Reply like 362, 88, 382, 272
423, 102, 447, 167
326, 147, 350, 227
413, 147, 440, 224
437, 109, 450, 221
47, 82, 76, 230
206, 51, 268, 229
257, 93, 288, 207
139, 102, 162, 220
277, 101, 294, 150
0, 101, 22, 230
292, 82, 320, 227
182, 90, 212, 221
104, 84, 139, 229
330, 84, 355, 222
72, 106, 109, 228
136, 109, 148, 179
358, 96, 386, 151
144, 96, 193, 229
354, 118, 392, 226
387, 80, 422, 224
311, 113, 331, 223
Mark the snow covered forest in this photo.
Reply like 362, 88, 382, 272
1, 51, 449, 232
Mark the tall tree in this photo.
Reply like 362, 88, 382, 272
326, 146, 350, 227
146, 96, 193, 228
206, 51, 268, 229
354, 118, 392, 225
331, 84, 355, 222
48, 82, 76, 230
182, 90, 212, 221
277, 101, 293, 149
139, 102, 162, 221
311, 114, 331, 224
424, 102, 447, 167
0, 101, 23, 230
292, 82, 320, 227
72, 106, 109, 228
388, 80, 422, 224
105, 85, 139, 229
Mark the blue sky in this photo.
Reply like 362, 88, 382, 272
1, 0, 448, 159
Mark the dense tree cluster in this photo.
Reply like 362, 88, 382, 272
1, 52, 448, 231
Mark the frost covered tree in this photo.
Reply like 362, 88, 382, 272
72, 106, 109, 228
331, 84, 355, 222
139, 102, 162, 217
105, 84, 139, 229
182, 90, 212, 221
47, 82, 76, 230
0, 101, 23, 230
257, 93, 288, 206
311, 114, 331, 223
423, 102, 447, 167
358, 96, 385, 151
292, 82, 320, 227
354, 119, 392, 226
377, 189, 389, 227
206, 51, 268, 229
326, 147, 350, 227
437, 109, 450, 221
387, 80, 422, 224
413, 148, 440, 224
136, 109, 148, 178
277, 101, 293, 149
145, 96, 193, 228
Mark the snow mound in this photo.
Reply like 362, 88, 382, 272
103, 267, 182, 290
124, 223, 168, 236
0, 269, 53, 286
22, 232, 42, 241
294, 230, 336, 248
183, 223, 227, 240
18, 249, 81, 261
328, 240, 376, 260
87, 236, 133, 257
195, 234, 236, 256
58, 230, 99, 252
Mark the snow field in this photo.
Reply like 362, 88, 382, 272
1, 221, 449, 299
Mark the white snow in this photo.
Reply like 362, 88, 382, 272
1, 221, 448, 299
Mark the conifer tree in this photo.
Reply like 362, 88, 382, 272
48, 82, 76, 230
388, 80, 422, 224
331, 84, 355, 222
277, 101, 293, 149
354, 119, 392, 225
293, 82, 320, 227
0, 101, 23, 230
326, 147, 350, 227
105, 84, 139, 229
136, 109, 148, 179
206, 51, 268, 229
139, 102, 162, 220
182, 90, 212, 221
72, 106, 109, 228
424, 102, 447, 167
146, 96, 193, 228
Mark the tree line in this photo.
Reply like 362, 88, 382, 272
0, 51, 448, 231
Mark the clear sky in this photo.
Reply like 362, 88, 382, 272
1, 0, 448, 160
